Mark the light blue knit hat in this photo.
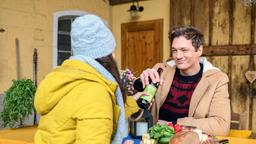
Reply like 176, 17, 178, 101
71, 14, 116, 59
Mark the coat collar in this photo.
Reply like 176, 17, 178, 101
188, 75, 209, 116
159, 65, 175, 105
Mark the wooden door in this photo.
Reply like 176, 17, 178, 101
121, 19, 163, 76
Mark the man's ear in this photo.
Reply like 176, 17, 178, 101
197, 46, 203, 56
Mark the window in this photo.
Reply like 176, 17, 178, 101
57, 16, 76, 65
53, 11, 87, 67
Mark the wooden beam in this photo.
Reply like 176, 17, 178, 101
109, 0, 148, 5
203, 44, 256, 56
109, 0, 132, 5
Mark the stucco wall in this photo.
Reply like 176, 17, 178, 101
0, 0, 111, 93
0, 0, 170, 92
111, 0, 170, 68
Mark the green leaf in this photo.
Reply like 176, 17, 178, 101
0, 78, 36, 128
148, 124, 175, 142
159, 137, 171, 144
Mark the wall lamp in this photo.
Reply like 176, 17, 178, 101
128, 0, 144, 18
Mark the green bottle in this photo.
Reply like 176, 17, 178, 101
137, 68, 163, 109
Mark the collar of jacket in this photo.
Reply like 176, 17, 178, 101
61, 60, 118, 97
62, 59, 119, 104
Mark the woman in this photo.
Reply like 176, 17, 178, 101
34, 14, 141, 144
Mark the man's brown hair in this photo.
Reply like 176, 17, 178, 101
169, 26, 204, 51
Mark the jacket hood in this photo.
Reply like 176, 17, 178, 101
166, 57, 219, 73
34, 60, 117, 115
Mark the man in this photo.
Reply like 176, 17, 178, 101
139, 26, 230, 136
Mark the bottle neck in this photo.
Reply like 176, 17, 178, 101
153, 82, 159, 88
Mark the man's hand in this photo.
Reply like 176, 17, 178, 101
140, 68, 163, 88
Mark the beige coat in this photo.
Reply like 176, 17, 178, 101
150, 58, 230, 136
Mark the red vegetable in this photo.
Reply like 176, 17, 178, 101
166, 122, 182, 133
167, 122, 174, 128
174, 124, 182, 133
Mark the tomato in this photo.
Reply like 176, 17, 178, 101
166, 122, 174, 128
174, 124, 182, 133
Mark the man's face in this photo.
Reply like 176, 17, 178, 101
171, 36, 202, 74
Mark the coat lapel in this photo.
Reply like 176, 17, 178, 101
152, 63, 175, 123
159, 66, 175, 106
188, 75, 209, 116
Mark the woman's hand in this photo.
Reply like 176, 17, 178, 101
123, 140, 134, 144
133, 91, 149, 101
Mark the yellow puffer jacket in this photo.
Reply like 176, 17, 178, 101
34, 60, 139, 144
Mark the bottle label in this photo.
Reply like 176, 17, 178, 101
140, 84, 157, 102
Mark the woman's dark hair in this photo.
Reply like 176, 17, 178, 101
169, 26, 204, 51
96, 54, 126, 102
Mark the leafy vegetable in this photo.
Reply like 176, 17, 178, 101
0, 79, 36, 127
159, 137, 171, 144
148, 124, 175, 143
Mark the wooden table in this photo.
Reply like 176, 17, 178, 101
0, 126, 256, 144
217, 136, 256, 144
0, 126, 36, 144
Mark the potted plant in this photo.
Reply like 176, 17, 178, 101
0, 78, 36, 128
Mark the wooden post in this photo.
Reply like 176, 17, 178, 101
247, 47, 255, 130
15, 38, 20, 80
208, 0, 214, 62
248, 3, 256, 130
208, 0, 213, 47
190, 0, 195, 26
33, 48, 38, 125
33, 48, 38, 87
228, 0, 234, 114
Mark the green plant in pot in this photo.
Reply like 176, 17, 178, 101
0, 78, 36, 128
